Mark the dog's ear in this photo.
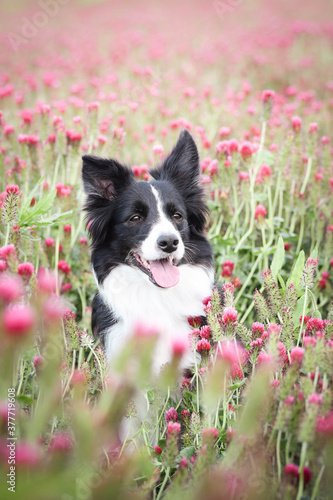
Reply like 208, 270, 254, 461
150, 129, 199, 189
150, 129, 208, 234
82, 156, 134, 243
82, 155, 133, 200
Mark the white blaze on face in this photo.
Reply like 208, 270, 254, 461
140, 186, 185, 262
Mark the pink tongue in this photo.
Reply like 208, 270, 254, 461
150, 259, 180, 288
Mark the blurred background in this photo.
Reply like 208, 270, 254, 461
1, 3, 333, 500
1, 0, 333, 96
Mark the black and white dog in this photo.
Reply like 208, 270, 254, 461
82, 129, 214, 374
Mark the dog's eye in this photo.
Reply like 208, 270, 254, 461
173, 212, 183, 220
129, 214, 142, 222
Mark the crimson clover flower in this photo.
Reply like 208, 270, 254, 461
3, 304, 35, 337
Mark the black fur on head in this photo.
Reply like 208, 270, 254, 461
150, 129, 209, 235
82, 129, 212, 283
82, 155, 134, 245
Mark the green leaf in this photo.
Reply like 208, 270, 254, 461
293, 294, 308, 327
287, 250, 305, 289
228, 378, 246, 391
277, 274, 286, 290
182, 390, 195, 401
21, 177, 44, 210
271, 237, 285, 278
157, 438, 166, 451
253, 148, 276, 166
255, 193, 268, 203
310, 247, 318, 260
147, 390, 155, 403
19, 189, 57, 226
210, 234, 235, 247
272, 217, 285, 226
33, 210, 74, 227
16, 394, 34, 405
179, 446, 196, 460
313, 309, 322, 319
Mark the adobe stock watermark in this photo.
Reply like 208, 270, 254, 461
7, 0, 71, 53
61, 461, 112, 500
124, 64, 162, 102
213, 0, 280, 41
213, 0, 243, 18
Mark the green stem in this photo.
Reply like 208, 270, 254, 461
78, 348, 84, 369
77, 286, 86, 317
193, 350, 200, 413
235, 254, 262, 305
276, 430, 282, 481
208, 214, 223, 239
214, 398, 221, 428
285, 433, 291, 464
278, 189, 283, 221
300, 157, 312, 195
55, 232, 60, 295
261, 227, 266, 248
296, 442, 308, 500
232, 184, 240, 233
16, 360, 25, 395
149, 387, 170, 445
86, 340, 100, 362
234, 122, 267, 252
312, 367, 319, 390
261, 227, 268, 269
221, 396, 227, 432
297, 287, 308, 346
239, 300, 255, 324
296, 215, 304, 254
51, 154, 62, 191
308, 289, 319, 314
272, 168, 282, 215
91, 347, 107, 390
71, 211, 85, 249
156, 467, 170, 500
50, 416, 57, 434
4, 223, 10, 246
119, 417, 132, 457
62, 349, 76, 399
289, 211, 297, 235
310, 464, 325, 500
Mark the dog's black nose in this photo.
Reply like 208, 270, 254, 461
157, 235, 179, 253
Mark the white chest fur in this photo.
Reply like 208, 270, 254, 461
98, 263, 214, 374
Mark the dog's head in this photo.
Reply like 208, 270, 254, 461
82, 129, 212, 287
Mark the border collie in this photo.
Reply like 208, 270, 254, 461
82, 129, 214, 374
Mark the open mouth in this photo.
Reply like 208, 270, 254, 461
130, 252, 180, 288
